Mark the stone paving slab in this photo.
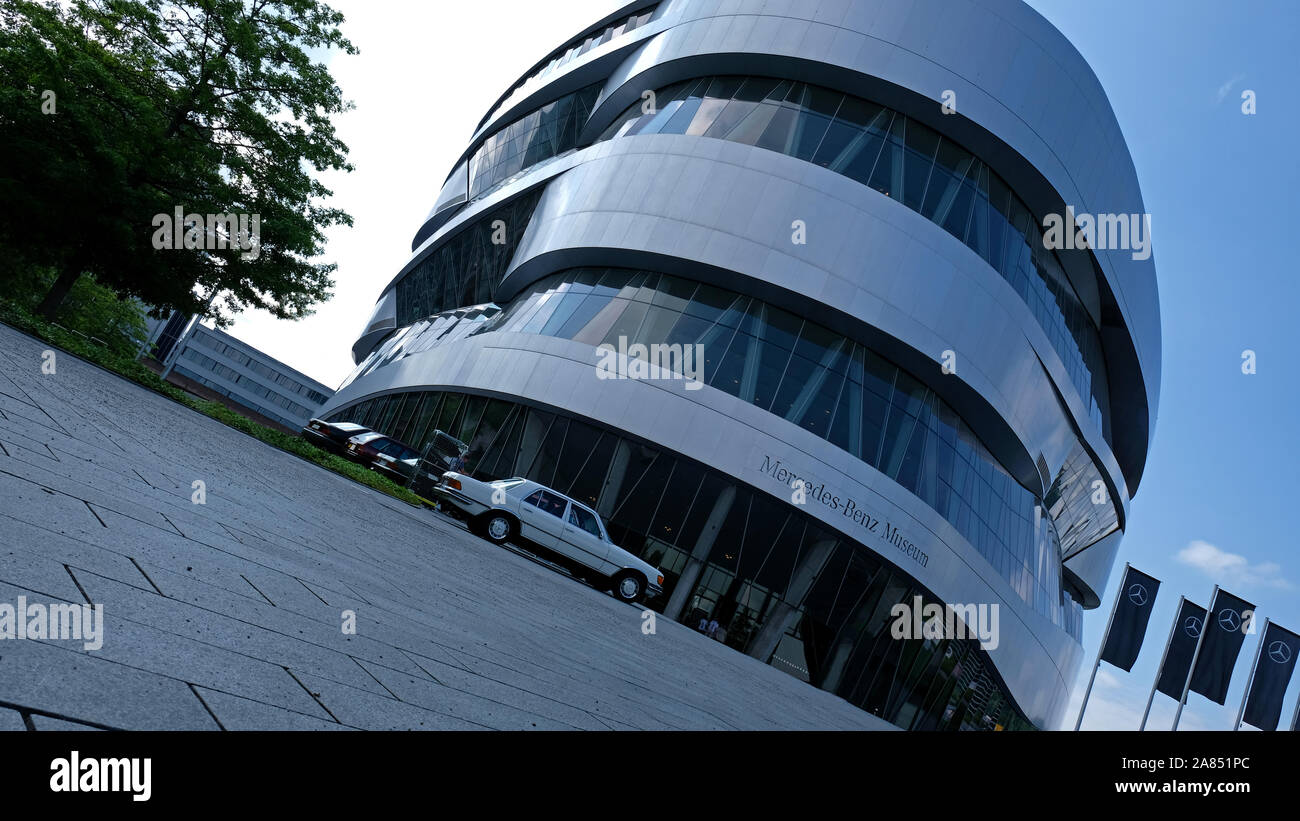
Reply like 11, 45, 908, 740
192, 687, 354, 731
0, 322, 891, 731
4, 516, 156, 588
0, 708, 26, 731
0, 622, 219, 730
285, 671, 488, 731
70, 569, 400, 696
30, 715, 103, 731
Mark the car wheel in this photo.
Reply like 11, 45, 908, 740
479, 512, 515, 545
611, 572, 645, 604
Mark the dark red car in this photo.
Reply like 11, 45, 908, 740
343, 431, 422, 484
301, 419, 372, 456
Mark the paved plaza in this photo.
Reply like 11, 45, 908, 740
0, 322, 889, 730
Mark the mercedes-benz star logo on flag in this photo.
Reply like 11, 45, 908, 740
1184, 616, 1202, 638
1128, 583, 1148, 606
1268, 640, 1292, 664
1218, 608, 1241, 632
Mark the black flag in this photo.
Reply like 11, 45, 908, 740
1100, 566, 1160, 671
1243, 622, 1300, 731
1188, 589, 1256, 705
1156, 599, 1207, 699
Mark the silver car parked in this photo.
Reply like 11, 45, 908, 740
434, 473, 664, 603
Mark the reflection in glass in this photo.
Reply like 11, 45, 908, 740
330, 388, 1044, 730
395, 189, 542, 327
599, 75, 1112, 445
342, 267, 1096, 639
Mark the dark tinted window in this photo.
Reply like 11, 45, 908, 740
396, 190, 543, 326
524, 489, 568, 518
468, 83, 602, 199
568, 505, 603, 538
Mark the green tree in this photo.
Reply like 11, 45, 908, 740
0, 0, 356, 323
1, 266, 149, 356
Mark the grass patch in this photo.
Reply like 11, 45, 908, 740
0, 299, 424, 507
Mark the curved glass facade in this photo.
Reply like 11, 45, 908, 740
1046, 439, 1120, 559
327, 387, 1035, 730
475, 5, 661, 131
341, 303, 502, 393
396, 189, 542, 327
348, 266, 1084, 638
467, 83, 602, 201
599, 76, 1112, 443
346, 0, 1162, 733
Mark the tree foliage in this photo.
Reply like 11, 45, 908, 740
0, 0, 356, 322
1, 266, 149, 356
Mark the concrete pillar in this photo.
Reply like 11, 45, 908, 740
663, 484, 736, 621
596, 438, 631, 519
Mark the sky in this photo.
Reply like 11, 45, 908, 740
224, 0, 1300, 730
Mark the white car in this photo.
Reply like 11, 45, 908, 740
434, 473, 664, 603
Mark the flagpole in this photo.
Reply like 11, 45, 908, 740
1140, 595, 1184, 731
1232, 616, 1269, 731
1290, 686, 1300, 732
1074, 562, 1129, 731
1173, 584, 1219, 731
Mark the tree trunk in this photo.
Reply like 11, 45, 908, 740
36, 265, 83, 320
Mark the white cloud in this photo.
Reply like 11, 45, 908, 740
1176, 540, 1294, 590
1064, 666, 1222, 731
1064, 669, 1145, 730
1215, 73, 1245, 103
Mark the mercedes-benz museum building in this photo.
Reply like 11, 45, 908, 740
319, 0, 1160, 729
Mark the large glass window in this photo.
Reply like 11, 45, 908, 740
338, 267, 1102, 638
329, 389, 1051, 730
395, 190, 542, 327
462, 268, 1084, 624
467, 83, 602, 201
600, 76, 1112, 444
475, 7, 660, 130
